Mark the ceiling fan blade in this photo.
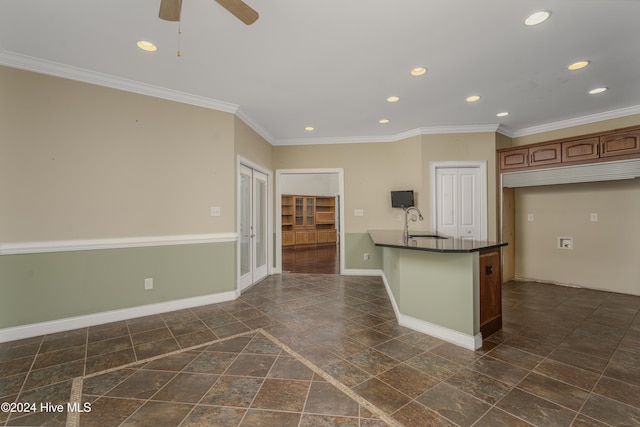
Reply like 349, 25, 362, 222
159, 0, 182, 21
214, 0, 259, 25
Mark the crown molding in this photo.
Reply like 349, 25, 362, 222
235, 108, 276, 144
0, 50, 238, 114
511, 105, 640, 138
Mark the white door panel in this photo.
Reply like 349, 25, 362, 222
435, 166, 483, 240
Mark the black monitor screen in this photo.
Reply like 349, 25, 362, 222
391, 190, 414, 208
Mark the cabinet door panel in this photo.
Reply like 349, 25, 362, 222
562, 137, 599, 162
499, 148, 529, 170
529, 143, 561, 166
600, 131, 640, 158
480, 250, 502, 337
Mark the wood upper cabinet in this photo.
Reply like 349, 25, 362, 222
562, 137, 600, 163
529, 143, 561, 166
499, 148, 529, 170
498, 125, 640, 173
600, 130, 640, 158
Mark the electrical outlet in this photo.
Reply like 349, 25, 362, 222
210, 206, 221, 217
144, 278, 153, 290
590, 213, 598, 222
354, 209, 364, 217
527, 214, 534, 222
558, 237, 573, 250
364, 253, 369, 261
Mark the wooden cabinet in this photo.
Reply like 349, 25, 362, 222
499, 125, 640, 173
283, 195, 336, 247
499, 144, 560, 170
479, 248, 502, 337
562, 137, 600, 163
600, 130, 640, 158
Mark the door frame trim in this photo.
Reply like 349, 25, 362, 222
275, 168, 345, 274
429, 160, 488, 240
237, 157, 273, 294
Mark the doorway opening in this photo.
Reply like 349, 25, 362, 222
276, 169, 345, 275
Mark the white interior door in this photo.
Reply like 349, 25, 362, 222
434, 166, 484, 240
239, 165, 268, 291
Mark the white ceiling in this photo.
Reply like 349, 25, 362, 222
1, 0, 639, 145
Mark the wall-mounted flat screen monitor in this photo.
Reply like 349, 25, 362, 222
391, 190, 414, 208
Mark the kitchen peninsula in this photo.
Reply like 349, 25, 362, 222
368, 230, 507, 350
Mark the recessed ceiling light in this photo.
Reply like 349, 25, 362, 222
524, 11, 551, 26
386, 96, 400, 103
568, 60, 590, 71
379, 119, 390, 124
497, 112, 510, 117
137, 40, 157, 52
466, 95, 481, 103
589, 87, 607, 95
410, 67, 427, 76
305, 126, 314, 131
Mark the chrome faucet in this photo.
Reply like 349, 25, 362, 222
403, 206, 424, 241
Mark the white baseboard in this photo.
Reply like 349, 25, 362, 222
342, 268, 383, 276
0, 291, 237, 343
379, 271, 482, 351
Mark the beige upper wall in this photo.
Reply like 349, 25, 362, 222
0, 66, 236, 242
234, 117, 273, 171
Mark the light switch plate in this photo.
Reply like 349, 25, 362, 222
211, 206, 221, 217
527, 214, 534, 222
354, 209, 364, 217
590, 213, 598, 222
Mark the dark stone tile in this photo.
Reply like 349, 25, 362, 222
593, 376, 640, 409
445, 368, 512, 404
39, 332, 87, 353
81, 368, 136, 396
7, 409, 67, 426
106, 370, 176, 399
534, 358, 600, 391
467, 355, 529, 386
126, 315, 166, 334
167, 319, 209, 337
517, 372, 589, 411
205, 334, 253, 352
322, 336, 368, 359
0, 341, 40, 363
0, 372, 26, 398
348, 329, 393, 347
603, 360, 640, 387
322, 360, 372, 388
23, 359, 84, 390
304, 381, 359, 417
161, 309, 200, 325
496, 388, 576, 427
239, 409, 301, 427
200, 376, 263, 407
300, 414, 359, 426
87, 322, 129, 342
85, 348, 136, 375
86, 335, 131, 357
346, 348, 400, 376
547, 347, 609, 374
405, 352, 461, 381
175, 329, 217, 349
581, 393, 640, 426
225, 353, 276, 377
486, 344, 544, 370
474, 408, 535, 427
373, 338, 423, 362
397, 331, 444, 351
502, 334, 557, 357
152, 372, 218, 403
242, 315, 278, 330
122, 400, 194, 426
268, 356, 314, 380
243, 336, 283, 355
130, 327, 173, 346
134, 337, 180, 360
17, 380, 73, 408
0, 356, 34, 377
184, 351, 237, 374
352, 377, 411, 414
78, 396, 143, 427
142, 350, 199, 372
251, 378, 309, 412
210, 321, 251, 338
180, 406, 246, 427
417, 382, 491, 427
377, 364, 439, 398
391, 401, 457, 427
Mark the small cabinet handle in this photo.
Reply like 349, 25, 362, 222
485, 265, 493, 275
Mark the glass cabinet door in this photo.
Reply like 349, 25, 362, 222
295, 197, 304, 226
306, 197, 315, 226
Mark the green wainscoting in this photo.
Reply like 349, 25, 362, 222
344, 233, 382, 270
0, 242, 236, 329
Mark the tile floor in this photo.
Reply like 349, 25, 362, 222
1, 274, 639, 426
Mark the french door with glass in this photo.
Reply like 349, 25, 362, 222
239, 164, 268, 291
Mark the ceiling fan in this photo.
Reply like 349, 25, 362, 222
159, 0, 259, 25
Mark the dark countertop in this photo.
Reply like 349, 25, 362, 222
368, 230, 507, 253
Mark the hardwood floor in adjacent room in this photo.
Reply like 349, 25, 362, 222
282, 244, 339, 274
